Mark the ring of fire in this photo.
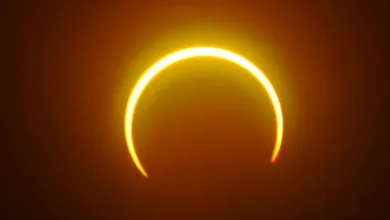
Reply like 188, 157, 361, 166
125, 47, 283, 178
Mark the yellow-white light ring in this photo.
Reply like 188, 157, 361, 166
125, 47, 283, 178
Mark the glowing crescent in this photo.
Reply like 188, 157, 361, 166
125, 47, 283, 178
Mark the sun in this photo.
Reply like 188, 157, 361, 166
124, 47, 283, 178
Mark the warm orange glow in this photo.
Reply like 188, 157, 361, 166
125, 47, 283, 178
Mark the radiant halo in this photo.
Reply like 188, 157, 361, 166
125, 47, 283, 178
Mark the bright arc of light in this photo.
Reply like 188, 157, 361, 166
125, 47, 284, 178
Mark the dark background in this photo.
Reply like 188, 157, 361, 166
6, 0, 389, 219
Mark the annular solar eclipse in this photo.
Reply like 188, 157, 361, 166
124, 47, 283, 178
